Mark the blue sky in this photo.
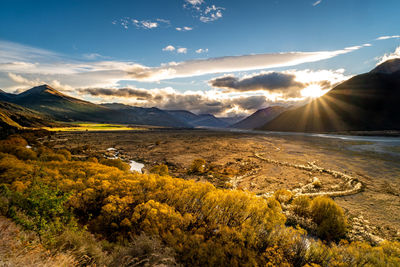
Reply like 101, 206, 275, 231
1, 0, 400, 116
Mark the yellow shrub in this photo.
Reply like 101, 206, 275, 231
274, 189, 293, 204
292, 196, 311, 217
189, 158, 206, 174
310, 196, 347, 241
150, 164, 169, 176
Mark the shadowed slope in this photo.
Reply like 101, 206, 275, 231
261, 60, 400, 132
1, 85, 189, 127
167, 110, 229, 127
232, 106, 287, 129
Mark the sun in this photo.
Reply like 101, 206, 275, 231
300, 84, 327, 98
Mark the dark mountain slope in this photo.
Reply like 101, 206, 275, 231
232, 106, 287, 129
2, 85, 189, 127
0, 101, 62, 137
261, 60, 400, 132
101, 104, 190, 127
0, 89, 17, 102
166, 110, 229, 128
9, 85, 114, 122
0, 101, 58, 128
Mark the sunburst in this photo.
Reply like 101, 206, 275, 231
301, 84, 328, 98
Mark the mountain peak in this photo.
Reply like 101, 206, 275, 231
19, 84, 63, 96
370, 58, 400, 74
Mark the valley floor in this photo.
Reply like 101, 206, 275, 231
48, 129, 400, 241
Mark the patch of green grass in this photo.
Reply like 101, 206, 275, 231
44, 122, 148, 132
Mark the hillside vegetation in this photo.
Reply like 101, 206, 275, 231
0, 134, 399, 266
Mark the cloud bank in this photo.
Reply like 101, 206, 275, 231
126, 46, 362, 81
210, 72, 302, 92
78, 86, 275, 116
209, 69, 349, 98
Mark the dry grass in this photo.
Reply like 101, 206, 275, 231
0, 216, 180, 267
0, 216, 77, 267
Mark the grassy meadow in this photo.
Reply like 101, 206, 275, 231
43, 122, 148, 132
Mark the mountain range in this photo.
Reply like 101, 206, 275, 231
0, 85, 230, 128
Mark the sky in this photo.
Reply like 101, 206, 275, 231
1, 0, 400, 116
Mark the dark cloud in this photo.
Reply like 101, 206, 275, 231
78, 87, 152, 99
78, 87, 280, 116
156, 94, 271, 115
231, 95, 269, 110
209, 72, 304, 92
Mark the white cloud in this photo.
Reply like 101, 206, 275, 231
126, 46, 365, 81
162, 45, 187, 54
83, 53, 109, 60
209, 69, 350, 99
162, 45, 176, 52
176, 26, 193, 31
0, 40, 365, 93
376, 46, 400, 65
376, 35, 400, 40
141, 21, 158, 29
184, 1, 224, 23
7, 73, 75, 92
0, 41, 361, 116
200, 5, 224, 22
312, 0, 322, 6
112, 17, 170, 30
78, 85, 278, 116
0, 40, 59, 62
185, 0, 204, 5
8, 73, 41, 87
156, 18, 170, 24
177, 47, 188, 54
195, 48, 208, 53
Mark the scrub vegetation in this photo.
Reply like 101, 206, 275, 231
0, 133, 399, 266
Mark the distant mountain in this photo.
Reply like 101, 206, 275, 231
232, 106, 287, 129
102, 104, 190, 127
1, 85, 189, 127
0, 85, 245, 128
165, 110, 199, 125
0, 89, 17, 102
261, 59, 400, 132
218, 116, 246, 126
4, 85, 114, 122
166, 110, 229, 128
196, 114, 229, 128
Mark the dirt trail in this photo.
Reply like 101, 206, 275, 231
253, 152, 363, 198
